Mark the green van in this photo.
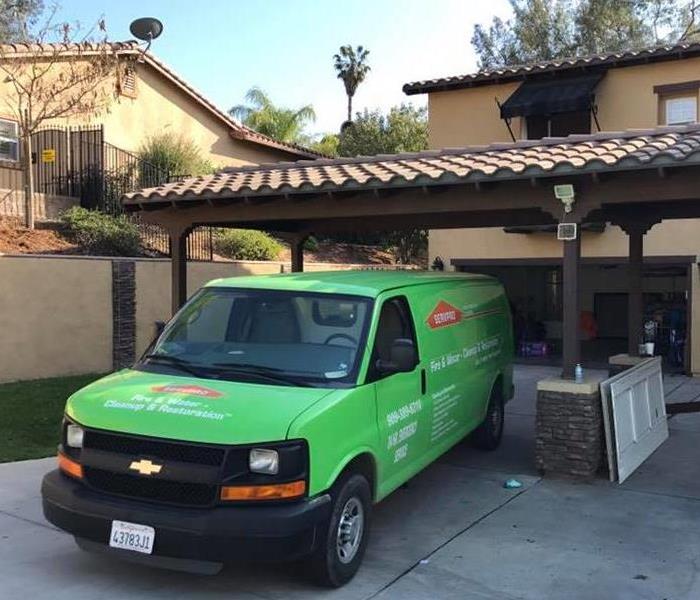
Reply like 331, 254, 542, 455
42, 271, 513, 586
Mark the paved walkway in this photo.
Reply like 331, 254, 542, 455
1, 366, 699, 599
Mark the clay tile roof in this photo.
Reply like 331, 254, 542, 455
0, 41, 321, 160
123, 124, 700, 208
403, 41, 700, 95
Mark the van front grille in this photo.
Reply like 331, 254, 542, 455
84, 430, 226, 467
84, 467, 218, 507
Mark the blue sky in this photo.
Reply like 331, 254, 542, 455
54, 0, 512, 136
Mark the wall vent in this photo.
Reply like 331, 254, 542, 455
557, 222, 578, 241
118, 63, 138, 99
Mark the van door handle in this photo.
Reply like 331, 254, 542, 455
420, 369, 427, 395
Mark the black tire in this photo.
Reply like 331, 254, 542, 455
472, 384, 505, 451
307, 473, 372, 588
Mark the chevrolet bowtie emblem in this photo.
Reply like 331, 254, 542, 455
129, 459, 163, 476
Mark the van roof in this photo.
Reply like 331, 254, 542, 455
206, 270, 495, 298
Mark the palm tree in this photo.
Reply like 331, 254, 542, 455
229, 87, 316, 143
333, 45, 371, 124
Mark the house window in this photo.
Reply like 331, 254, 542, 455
0, 118, 19, 161
525, 110, 591, 140
653, 81, 700, 126
665, 96, 697, 125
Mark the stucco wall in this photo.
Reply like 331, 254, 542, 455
0, 255, 402, 382
101, 63, 298, 167
0, 256, 283, 383
0, 256, 113, 382
0, 57, 300, 173
427, 56, 700, 147
430, 220, 700, 263
426, 57, 700, 374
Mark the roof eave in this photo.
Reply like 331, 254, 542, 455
403, 43, 700, 95
229, 130, 322, 160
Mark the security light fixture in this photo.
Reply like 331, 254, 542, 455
554, 184, 575, 214
557, 222, 578, 241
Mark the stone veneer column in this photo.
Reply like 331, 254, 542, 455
535, 376, 607, 478
112, 260, 136, 370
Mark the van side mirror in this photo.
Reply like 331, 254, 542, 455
376, 338, 418, 374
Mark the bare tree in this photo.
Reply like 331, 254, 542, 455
0, 9, 120, 228
679, 0, 700, 40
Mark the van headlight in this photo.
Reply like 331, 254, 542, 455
66, 423, 85, 449
249, 448, 279, 475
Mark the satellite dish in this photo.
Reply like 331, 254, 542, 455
129, 17, 163, 42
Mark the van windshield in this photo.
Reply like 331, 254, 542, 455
140, 287, 374, 388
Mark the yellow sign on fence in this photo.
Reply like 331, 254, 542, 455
41, 148, 56, 163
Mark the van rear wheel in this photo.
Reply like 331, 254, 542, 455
472, 385, 504, 451
307, 473, 371, 588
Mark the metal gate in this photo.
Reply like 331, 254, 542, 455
30, 125, 104, 208
29, 125, 214, 261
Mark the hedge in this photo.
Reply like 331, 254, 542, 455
213, 229, 282, 261
61, 207, 141, 256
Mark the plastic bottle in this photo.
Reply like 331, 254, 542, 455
575, 363, 584, 383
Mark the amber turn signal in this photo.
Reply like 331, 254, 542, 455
220, 480, 306, 501
58, 452, 83, 479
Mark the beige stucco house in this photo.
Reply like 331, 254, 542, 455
404, 43, 700, 374
0, 41, 317, 220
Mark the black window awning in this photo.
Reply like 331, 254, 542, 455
499, 74, 604, 119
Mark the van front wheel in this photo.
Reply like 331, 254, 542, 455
308, 473, 371, 587
472, 386, 504, 451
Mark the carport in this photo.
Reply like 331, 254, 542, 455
123, 124, 700, 478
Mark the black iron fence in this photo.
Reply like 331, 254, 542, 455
29, 125, 214, 261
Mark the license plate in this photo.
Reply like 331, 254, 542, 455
109, 520, 155, 555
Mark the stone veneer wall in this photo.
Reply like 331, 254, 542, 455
535, 388, 604, 478
111, 260, 136, 370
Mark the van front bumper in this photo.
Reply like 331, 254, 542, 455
41, 470, 331, 568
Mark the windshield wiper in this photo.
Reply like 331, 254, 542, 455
211, 363, 311, 387
142, 354, 208, 378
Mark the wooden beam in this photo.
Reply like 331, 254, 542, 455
170, 226, 190, 316
133, 167, 700, 233
561, 230, 582, 380
290, 235, 307, 273
627, 227, 644, 356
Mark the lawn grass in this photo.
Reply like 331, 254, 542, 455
0, 373, 103, 463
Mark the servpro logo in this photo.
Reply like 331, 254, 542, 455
150, 384, 223, 398
427, 301, 463, 329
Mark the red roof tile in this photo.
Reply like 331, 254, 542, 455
123, 125, 700, 207
404, 42, 700, 95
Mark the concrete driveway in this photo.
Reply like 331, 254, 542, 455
2, 365, 700, 599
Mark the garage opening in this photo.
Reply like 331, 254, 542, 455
454, 259, 691, 373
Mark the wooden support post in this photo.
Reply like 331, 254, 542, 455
170, 226, 190, 315
291, 235, 307, 273
614, 218, 658, 358
627, 226, 644, 356
561, 232, 581, 380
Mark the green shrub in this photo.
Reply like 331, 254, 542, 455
304, 235, 318, 252
137, 133, 215, 180
61, 207, 141, 256
213, 229, 282, 261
